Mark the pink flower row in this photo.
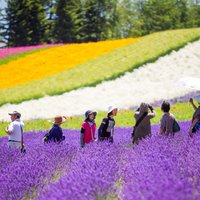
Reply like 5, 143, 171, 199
0, 44, 61, 59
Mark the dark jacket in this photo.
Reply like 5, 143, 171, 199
48, 124, 64, 142
98, 117, 115, 139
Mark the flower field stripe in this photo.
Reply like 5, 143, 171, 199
0, 122, 200, 199
0, 97, 198, 135
0, 28, 199, 106
0, 39, 199, 121
0, 131, 77, 200
0, 44, 62, 67
120, 122, 200, 200
0, 38, 139, 90
38, 142, 122, 200
0, 122, 197, 199
0, 44, 61, 60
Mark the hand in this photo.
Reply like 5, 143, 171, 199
189, 98, 194, 104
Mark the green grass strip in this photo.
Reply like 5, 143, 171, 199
0, 45, 61, 66
0, 101, 194, 137
0, 28, 200, 106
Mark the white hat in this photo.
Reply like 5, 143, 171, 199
108, 106, 118, 113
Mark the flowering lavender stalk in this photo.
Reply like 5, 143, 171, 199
1, 121, 200, 200
121, 122, 200, 200
0, 130, 76, 200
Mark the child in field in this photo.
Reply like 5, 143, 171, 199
98, 106, 118, 143
132, 103, 155, 144
80, 110, 97, 148
159, 101, 180, 136
189, 97, 200, 137
43, 115, 66, 143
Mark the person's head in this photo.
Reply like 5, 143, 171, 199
108, 106, 118, 117
53, 115, 67, 126
139, 103, 148, 114
85, 110, 97, 121
8, 111, 21, 122
161, 101, 170, 113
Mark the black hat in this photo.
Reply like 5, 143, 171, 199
85, 110, 97, 119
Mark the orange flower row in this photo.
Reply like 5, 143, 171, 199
0, 38, 141, 89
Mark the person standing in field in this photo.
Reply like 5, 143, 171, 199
5, 111, 25, 151
159, 101, 180, 136
98, 106, 118, 143
132, 103, 155, 144
80, 110, 97, 148
189, 97, 200, 137
43, 115, 66, 143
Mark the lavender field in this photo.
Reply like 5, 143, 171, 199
0, 121, 200, 200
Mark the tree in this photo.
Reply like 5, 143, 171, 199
116, 0, 146, 38
140, 0, 182, 34
186, 0, 200, 27
3, 0, 47, 46
82, 0, 118, 42
54, 0, 83, 43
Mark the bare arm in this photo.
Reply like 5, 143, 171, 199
5, 127, 13, 135
189, 98, 197, 110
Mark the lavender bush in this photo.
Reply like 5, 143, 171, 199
0, 121, 200, 200
0, 131, 76, 200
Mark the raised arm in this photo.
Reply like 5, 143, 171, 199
148, 105, 156, 118
189, 98, 197, 110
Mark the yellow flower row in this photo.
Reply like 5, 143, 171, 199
0, 38, 141, 89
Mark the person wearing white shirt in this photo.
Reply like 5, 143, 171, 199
5, 111, 24, 150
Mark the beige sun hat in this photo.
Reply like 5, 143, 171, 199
53, 115, 67, 125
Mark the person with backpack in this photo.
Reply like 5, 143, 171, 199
5, 111, 25, 152
189, 96, 200, 137
132, 103, 155, 144
159, 101, 180, 136
98, 106, 118, 143
43, 115, 66, 143
80, 110, 97, 148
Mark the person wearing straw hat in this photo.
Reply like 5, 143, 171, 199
80, 110, 97, 148
189, 96, 200, 137
98, 106, 118, 143
5, 111, 24, 150
133, 103, 155, 144
43, 115, 66, 143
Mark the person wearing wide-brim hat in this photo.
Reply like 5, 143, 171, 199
5, 111, 24, 150
98, 106, 118, 143
43, 115, 66, 143
189, 96, 200, 137
80, 110, 97, 148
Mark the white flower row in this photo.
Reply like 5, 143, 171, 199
0, 40, 200, 121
